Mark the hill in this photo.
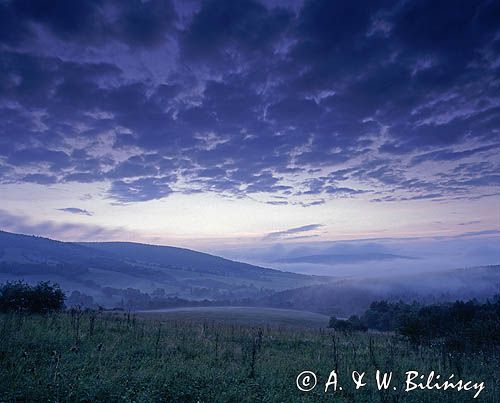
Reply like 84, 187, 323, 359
0, 230, 326, 307
80, 241, 293, 278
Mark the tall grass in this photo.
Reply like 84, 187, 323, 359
0, 311, 498, 402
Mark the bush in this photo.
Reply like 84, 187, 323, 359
398, 298, 500, 351
0, 280, 65, 313
328, 296, 500, 352
329, 315, 367, 332
361, 300, 420, 331
345, 297, 500, 352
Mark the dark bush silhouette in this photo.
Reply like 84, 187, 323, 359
0, 281, 65, 313
341, 296, 500, 352
329, 315, 367, 332
361, 300, 420, 331
398, 298, 500, 352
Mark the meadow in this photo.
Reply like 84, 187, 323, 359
137, 306, 331, 328
0, 310, 498, 402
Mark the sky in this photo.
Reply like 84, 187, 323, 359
0, 0, 499, 269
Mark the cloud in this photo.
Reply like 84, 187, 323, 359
456, 229, 500, 238
0, 0, 499, 206
181, 0, 292, 65
264, 223, 324, 240
0, 210, 123, 241
283, 234, 320, 241
21, 173, 58, 185
458, 220, 481, 226
410, 144, 499, 166
2, 0, 177, 48
57, 208, 93, 216
108, 177, 174, 203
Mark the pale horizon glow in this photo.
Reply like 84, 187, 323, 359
0, 182, 498, 253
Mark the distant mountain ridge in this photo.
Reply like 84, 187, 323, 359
273, 252, 417, 265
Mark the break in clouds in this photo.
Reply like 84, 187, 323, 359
0, 0, 499, 206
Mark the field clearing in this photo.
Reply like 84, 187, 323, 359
0, 312, 498, 402
137, 306, 331, 328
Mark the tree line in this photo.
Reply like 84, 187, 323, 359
329, 296, 500, 352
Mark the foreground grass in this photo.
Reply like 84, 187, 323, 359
0, 312, 498, 402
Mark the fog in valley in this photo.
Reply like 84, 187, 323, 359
215, 231, 500, 277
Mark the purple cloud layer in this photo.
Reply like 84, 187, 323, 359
0, 0, 499, 204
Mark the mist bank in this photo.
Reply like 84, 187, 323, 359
251, 265, 500, 317
213, 232, 500, 277
66, 264, 499, 315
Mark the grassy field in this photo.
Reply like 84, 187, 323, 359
0, 311, 498, 402
138, 306, 331, 328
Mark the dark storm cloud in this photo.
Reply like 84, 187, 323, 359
0, 0, 499, 203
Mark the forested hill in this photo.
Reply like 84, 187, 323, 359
80, 241, 295, 278
0, 230, 326, 306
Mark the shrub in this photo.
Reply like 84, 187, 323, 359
0, 280, 65, 313
329, 315, 367, 332
398, 298, 500, 352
